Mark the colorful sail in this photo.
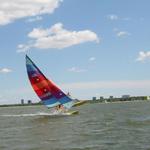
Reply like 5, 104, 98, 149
26, 55, 74, 109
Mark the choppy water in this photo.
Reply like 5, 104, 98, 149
1, 101, 150, 150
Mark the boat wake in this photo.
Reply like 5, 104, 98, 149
0, 112, 71, 117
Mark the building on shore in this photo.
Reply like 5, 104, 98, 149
92, 97, 97, 100
21, 99, 24, 105
122, 95, 130, 98
89, 95, 150, 103
27, 100, 32, 105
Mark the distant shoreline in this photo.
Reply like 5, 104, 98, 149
0, 103, 41, 108
0, 98, 149, 108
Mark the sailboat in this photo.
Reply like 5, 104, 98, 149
26, 55, 85, 115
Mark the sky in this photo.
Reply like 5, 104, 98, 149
0, 0, 150, 104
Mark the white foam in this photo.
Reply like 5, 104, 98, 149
0, 112, 70, 117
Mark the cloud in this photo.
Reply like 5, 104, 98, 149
68, 67, 87, 73
0, 0, 62, 25
61, 80, 150, 90
113, 28, 119, 32
26, 16, 43, 23
117, 31, 130, 37
89, 57, 96, 61
0, 68, 12, 73
107, 14, 131, 21
107, 14, 119, 21
17, 44, 32, 53
113, 28, 131, 38
122, 17, 131, 21
17, 23, 99, 51
136, 51, 150, 62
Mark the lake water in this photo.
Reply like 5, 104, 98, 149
1, 101, 150, 150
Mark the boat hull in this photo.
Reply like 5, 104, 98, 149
73, 101, 87, 107
66, 110, 79, 115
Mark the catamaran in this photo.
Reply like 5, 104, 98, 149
26, 55, 86, 115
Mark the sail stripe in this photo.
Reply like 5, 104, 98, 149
34, 88, 51, 98
31, 80, 50, 90
63, 101, 74, 108
39, 92, 52, 100
45, 102, 60, 108
28, 75, 45, 84
42, 97, 59, 105
59, 96, 74, 108
27, 71, 40, 77
26, 65, 38, 73
59, 96, 72, 104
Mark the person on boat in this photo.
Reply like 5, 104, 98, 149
55, 104, 66, 113
67, 92, 70, 97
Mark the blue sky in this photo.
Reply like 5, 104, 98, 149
0, 0, 150, 104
